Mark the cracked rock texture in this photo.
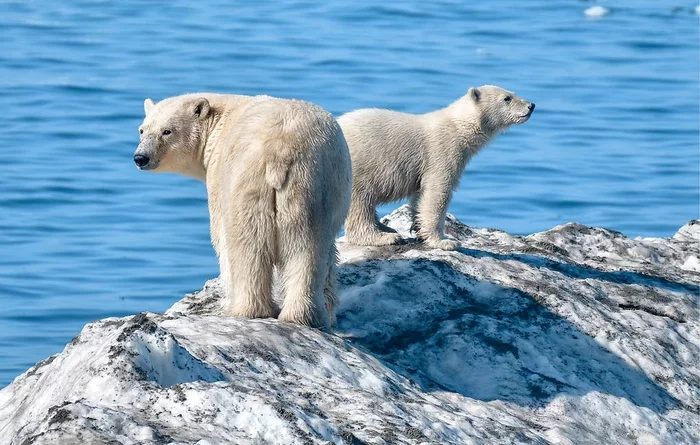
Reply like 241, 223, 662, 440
1, 206, 698, 444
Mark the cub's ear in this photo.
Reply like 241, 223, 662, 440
144, 98, 155, 116
468, 87, 481, 102
193, 97, 210, 119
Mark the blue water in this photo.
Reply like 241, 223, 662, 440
0, 1, 698, 387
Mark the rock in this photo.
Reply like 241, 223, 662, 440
674, 220, 700, 243
1, 206, 698, 444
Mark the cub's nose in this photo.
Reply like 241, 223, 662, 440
134, 154, 150, 167
528, 103, 536, 112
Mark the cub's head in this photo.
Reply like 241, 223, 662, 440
466, 85, 535, 133
134, 95, 211, 176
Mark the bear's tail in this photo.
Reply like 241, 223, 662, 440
265, 159, 292, 190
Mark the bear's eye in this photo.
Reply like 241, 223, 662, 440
162, 129, 172, 136
504, 96, 512, 103
139, 128, 143, 135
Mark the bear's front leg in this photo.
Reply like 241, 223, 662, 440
208, 194, 233, 306
416, 178, 460, 251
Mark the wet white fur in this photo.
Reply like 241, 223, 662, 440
136, 94, 351, 328
338, 85, 533, 250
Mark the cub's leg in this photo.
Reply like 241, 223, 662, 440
345, 194, 401, 246
416, 175, 460, 251
408, 191, 422, 235
220, 189, 278, 318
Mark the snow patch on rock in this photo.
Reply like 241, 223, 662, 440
682, 255, 700, 272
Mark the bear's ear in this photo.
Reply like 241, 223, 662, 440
468, 87, 481, 102
144, 98, 155, 116
193, 98, 210, 119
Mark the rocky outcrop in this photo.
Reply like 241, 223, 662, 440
1, 207, 698, 444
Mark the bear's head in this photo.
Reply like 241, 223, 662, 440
465, 85, 535, 133
134, 95, 211, 178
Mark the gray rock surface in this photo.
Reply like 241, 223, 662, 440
1, 207, 698, 444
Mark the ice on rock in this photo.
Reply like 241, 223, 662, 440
1, 206, 699, 444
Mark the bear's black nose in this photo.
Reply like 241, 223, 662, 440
134, 154, 150, 167
528, 103, 536, 112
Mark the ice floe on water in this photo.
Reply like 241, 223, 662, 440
0, 207, 698, 444
585, 5, 610, 18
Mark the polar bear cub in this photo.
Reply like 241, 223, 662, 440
338, 85, 534, 250
134, 93, 351, 328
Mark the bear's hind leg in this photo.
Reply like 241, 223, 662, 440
323, 244, 340, 327
221, 204, 278, 319
278, 235, 330, 328
345, 195, 401, 247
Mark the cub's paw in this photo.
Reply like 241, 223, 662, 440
424, 238, 460, 251
346, 231, 402, 247
375, 232, 403, 246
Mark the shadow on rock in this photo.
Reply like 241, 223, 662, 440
336, 257, 681, 413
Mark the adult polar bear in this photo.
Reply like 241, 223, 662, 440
339, 85, 535, 250
134, 94, 351, 328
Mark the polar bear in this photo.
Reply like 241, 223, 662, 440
338, 85, 534, 250
134, 93, 351, 328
